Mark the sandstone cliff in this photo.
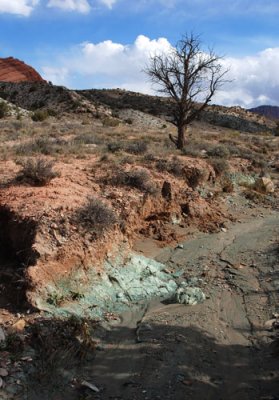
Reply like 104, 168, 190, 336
0, 57, 44, 83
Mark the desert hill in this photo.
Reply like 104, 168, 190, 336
79, 88, 276, 134
0, 57, 44, 83
0, 81, 277, 134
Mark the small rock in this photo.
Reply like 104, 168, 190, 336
254, 177, 275, 194
176, 244, 184, 250
0, 369, 8, 377
264, 319, 276, 330
221, 227, 227, 233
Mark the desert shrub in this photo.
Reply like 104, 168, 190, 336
155, 157, 184, 177
185, 167, 207, 189
181, 143, 204, 157
220, 174, 234, 193
251, 157, 268, 169
112, 169, 157, 194
31, 110, 49, 122
17, 158, 59, 186
155, 159, 168, 172
47, 108, 58, 117
0, 91, 8, 100
167, 156, 184, 177
228, 145, 241, 157
16, 137, 55, 156
102, 117, 120, 127
77, 197, 117, 235
74, 133, 103, 145
125, 141, 147, 155
0, 101, 9, 118
209, 158, 230, 176
207, 144, 230, 158
143, 152, 157, 162
107, 141, 126, 153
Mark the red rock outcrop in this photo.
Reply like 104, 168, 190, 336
0, 57, 44, 83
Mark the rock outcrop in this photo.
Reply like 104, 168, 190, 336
0, 57, 44, 83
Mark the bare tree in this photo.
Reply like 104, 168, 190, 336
145, 33, 229, 149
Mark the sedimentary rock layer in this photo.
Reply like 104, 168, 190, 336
0, 57, 44, 83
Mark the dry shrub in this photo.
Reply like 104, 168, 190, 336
209, 158, 230, 176
220, 175, 234, 193
207, 144, 230, 158
31, 110, 49, 122
0, 101, 9, 118
77, 196, 117, 235
107, 141, 125, 153
112, 169, 157, 194
17, 158, 60, 186
155, 156, 184, 177
125, 141, 147, 155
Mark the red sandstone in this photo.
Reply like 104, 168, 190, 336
0, 57, 44, 83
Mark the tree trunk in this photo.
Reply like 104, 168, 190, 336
177, 124, 186, 149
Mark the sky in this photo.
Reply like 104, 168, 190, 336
0, 0, 279, 108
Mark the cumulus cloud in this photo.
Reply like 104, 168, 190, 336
47, 0, 90, 13
42, 35, 279, 108
42, 35, 172, 90
216, 47, 279, 107
0, 0, 38, 16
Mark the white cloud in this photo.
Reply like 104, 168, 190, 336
0, 0, 38, 16
42, 36, 279, 108
47, 0, 90, 13
42, 35, 172, 90
216, 47, 279, 107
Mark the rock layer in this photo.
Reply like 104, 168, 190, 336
0, 57, 44, 83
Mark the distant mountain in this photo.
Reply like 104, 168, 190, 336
249, 105, 279, 120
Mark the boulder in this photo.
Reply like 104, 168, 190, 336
254, 177, 275, 194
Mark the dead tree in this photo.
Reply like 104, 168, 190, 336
145, 33, 229, 149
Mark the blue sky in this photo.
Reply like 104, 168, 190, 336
0, 0, 279, 107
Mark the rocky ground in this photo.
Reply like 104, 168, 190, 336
0, 84, 278, 399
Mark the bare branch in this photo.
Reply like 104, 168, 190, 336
145, 33, 229, 149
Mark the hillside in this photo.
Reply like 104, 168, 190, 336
0, 80, 278, 400
80, 88, 277, 134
